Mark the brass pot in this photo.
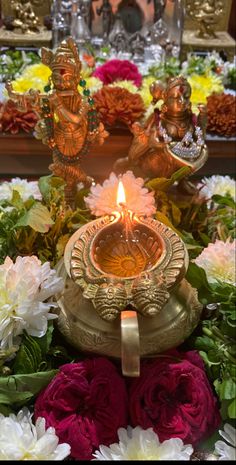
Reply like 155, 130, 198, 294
55, 215, 203, 375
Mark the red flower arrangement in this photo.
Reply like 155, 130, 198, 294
207, 93, 236, 137
129, 350, 221, 447
34, 357, 128, 460
92, 59, 142, 87
0, 100, 38, 134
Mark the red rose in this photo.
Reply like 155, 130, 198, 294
34, 357, 128, 460
129, 350, 221, 446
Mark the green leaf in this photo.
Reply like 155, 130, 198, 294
194, 335, 216, 352
145, 166, 191, 192
214, 378, 236, 400
0, 370, 58, 406
9, 190, 25, 210
212, 194, 236, 209
228, 398, 236, 418
15, 202, 54, 233
13, 332, 42, 374
32, 324, 54, 357
155, 212, 181, 236
38, 175, 65, 202
186, 262, 210, 291
170, 200, 181, 226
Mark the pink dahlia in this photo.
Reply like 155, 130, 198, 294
34, 357, 128, 460
92, 59, 142, 87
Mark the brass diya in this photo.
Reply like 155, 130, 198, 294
55, 202, 203, 376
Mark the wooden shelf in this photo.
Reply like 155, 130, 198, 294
0, 129, 235, 181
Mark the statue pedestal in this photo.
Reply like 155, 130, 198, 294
181, 30, 236, 61
0, 26, 52, 48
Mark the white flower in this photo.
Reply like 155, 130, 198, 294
0, 177, 42, 202
85, 171, 156, 217
213, 423, 236, 461
93, 426, 193, 460
0, 255, 63, 349
197, 175, 236, 206
0, 408, 70, 460
194, 239, 236, 286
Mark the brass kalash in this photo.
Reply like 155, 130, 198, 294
6, 39, 203, 376
56, 178, 202, 376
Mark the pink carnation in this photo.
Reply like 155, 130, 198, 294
34, 358, 128, 460
129, 350, 221, 446
93, 59, 142, 87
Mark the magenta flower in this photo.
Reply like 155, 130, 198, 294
34, 358, 128, 460
93, 59, 142, 87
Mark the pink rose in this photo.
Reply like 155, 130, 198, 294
92, 59, 142, 87
129, 350, 221, 446
34, 357, 128, 460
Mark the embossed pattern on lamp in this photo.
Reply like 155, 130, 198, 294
92, 181, 163, 279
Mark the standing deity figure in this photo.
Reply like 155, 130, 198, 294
96, 0, 114, 40
186, 0, 223, 39
6, 38, 108, 206
10, 0, 41, 33
114, 76, 208, 194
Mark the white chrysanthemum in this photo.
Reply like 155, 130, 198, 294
0, 408, 70, 460
194, 239, 236, 286
213, 424, 236, 461
93, 426, 193, 460
85, 171, 156, 217
0, 256, 63, 349
197, 175, 236, 205
0, 177, 42, 202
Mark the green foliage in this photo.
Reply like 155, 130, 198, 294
0, 175, 93, 265
0, 49, 40, 81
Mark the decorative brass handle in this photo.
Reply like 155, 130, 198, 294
121, 310, 140, 377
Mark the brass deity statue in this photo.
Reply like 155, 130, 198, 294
114, 76, 208, 193
10, 0, 41, 33
186, 0, 224, 39
6, 38, 108, 205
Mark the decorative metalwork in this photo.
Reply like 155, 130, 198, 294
9, 0, 41, 33
6, 37, 108, 206
185, 0, 224, 39
114, 76, 208, 193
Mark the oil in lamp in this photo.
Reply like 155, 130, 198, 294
56, 179, 202, 376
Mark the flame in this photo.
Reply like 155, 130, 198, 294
117, 180, 126, 206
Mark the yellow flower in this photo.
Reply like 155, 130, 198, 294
139, 76, 156, 108
187, 73, 224, 112
12, 63, 51, 94
108, 80, 138, 93
77, 76, 103, 95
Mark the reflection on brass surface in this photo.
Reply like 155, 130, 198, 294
6, 38, 108, 206
185, 0, 223, 39
114, 76, 208, 193
69, 214, 187, 320
121, 310, 140, 377
93, 221, 163, 278
55, 259, 202, 359
54, 212, 202, 375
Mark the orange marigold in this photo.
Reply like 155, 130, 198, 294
207, 93, 236, 137
93, 86, 145, 128
0, 100, 38, 135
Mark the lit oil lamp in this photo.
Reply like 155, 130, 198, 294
56, 180, 202, 376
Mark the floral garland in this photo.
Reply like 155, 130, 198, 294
0, 169, 235, 460
1, 52, 235, 137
